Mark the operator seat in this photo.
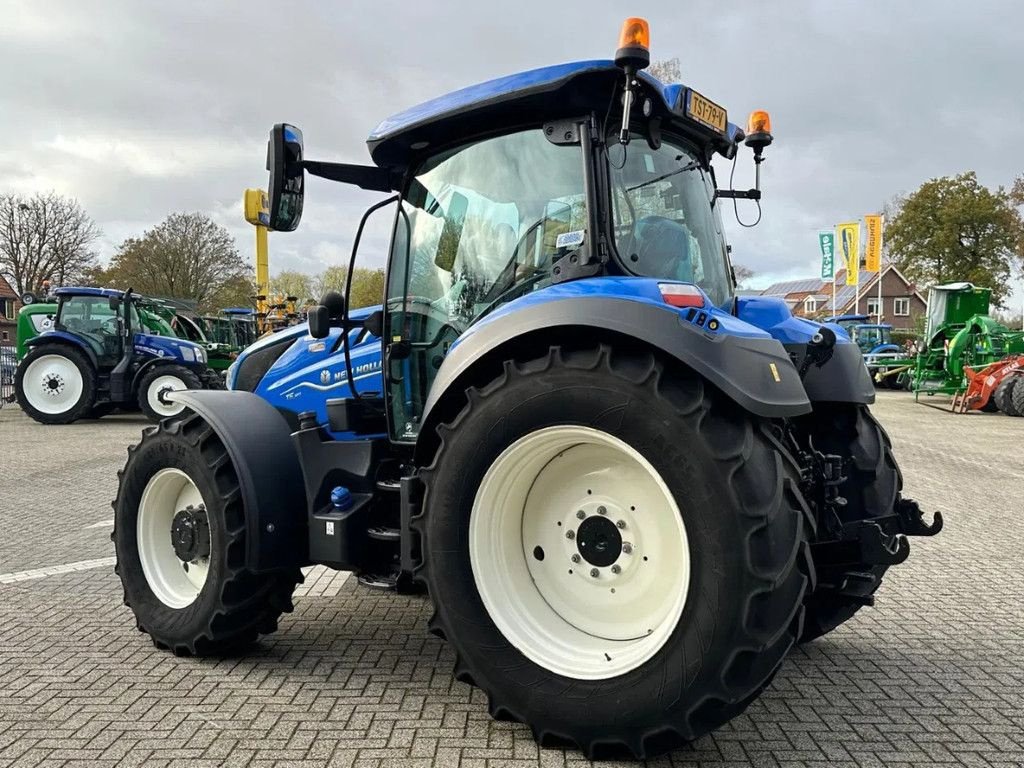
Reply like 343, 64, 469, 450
634, 215, 694, 283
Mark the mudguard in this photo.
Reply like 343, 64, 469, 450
737, 296, 875, 406
165, 390, 308, 572
419, 292, 813, 445
25, 331, 98, 368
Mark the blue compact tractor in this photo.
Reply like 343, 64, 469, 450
15, 287, 221, 423
112, 20, 940, 756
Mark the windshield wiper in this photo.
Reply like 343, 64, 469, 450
626, 160, 701, 193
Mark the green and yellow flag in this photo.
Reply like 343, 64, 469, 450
864, 214, 883, 272
837, 221, 860, 286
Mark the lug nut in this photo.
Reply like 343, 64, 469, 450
611, 564, 621, 574
622, 542, 633, 554
576, 510, 586, 520
616, 520, 626, 529
597, 506, 607, 515
590, 568, 599, 578
571, 554, 581, 563
566, 530, 575, 540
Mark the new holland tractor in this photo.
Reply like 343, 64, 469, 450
112, 20, 941, 757
826, 313, 908, 388
15, 287, 221, 423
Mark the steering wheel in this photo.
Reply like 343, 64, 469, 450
101, 317, 120, 335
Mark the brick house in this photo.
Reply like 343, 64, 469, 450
0, 275, 19, 344
760, 264, 926, 331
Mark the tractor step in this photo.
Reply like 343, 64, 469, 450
375, 478, 401, 492
367, 526, 401, 542
357, 569, 399, 590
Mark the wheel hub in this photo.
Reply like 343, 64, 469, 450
576, 515, 622, 567
43, 374, 64, 395
170, 505, 210, 562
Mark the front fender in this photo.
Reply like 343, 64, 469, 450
419, 294, 813, 446
165, 390, 308, 572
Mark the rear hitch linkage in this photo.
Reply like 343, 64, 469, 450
812, 496, 943, 568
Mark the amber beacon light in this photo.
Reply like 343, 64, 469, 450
615, 18, 650, 69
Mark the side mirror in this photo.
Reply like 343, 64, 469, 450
308, 305, 329, 339
108, 296, 121, 311
267, 123, 305, 232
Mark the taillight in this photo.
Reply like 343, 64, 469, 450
658, 283, 705, 308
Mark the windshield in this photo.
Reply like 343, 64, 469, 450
607, 136, 733, 305
385, 128, 586, 440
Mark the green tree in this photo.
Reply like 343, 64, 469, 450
312, 265, 348, 299
105, 213, 250, 310
886, 172, 1024, 307
205, 274, 257, 311
350, 268, 386, 309
269, 269, 315, 305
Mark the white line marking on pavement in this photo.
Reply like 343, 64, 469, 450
85, 519, 115, 529
0, 559, 353, 595
0, 557, 117, 584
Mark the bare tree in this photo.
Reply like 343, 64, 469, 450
733, 263, 755, 288
648, 58, 681, 83
0, 192, 100, 296
104, 212, 250, 308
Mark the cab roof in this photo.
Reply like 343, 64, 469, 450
367, 59, 743, 168
53, 287, 127, 299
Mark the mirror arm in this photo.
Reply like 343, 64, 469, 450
301, 160, 395, 192
343, 194, 401, 401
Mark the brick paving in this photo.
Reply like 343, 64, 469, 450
0, 393, 1022, 767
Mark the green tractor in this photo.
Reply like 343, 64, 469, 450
913, 282, 1024, 402
199, 308, 258, 369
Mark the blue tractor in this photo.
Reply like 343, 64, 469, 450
826, 313, 907, 387
111, 20, 940, 757
15, 287, 221, 424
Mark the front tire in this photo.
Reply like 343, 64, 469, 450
15, 344, 97, 424
112, 413, 302, 655
416, 346, 813, 757
138, 365, 202, 422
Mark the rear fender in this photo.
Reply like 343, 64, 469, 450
25, 332, 98, 369
415, 293, 812, 463
165, 390, 308, 572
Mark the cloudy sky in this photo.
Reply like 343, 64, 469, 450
2, 0, 1022, 301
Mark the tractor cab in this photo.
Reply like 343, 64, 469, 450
262, 20, 783, 442
849, 323, 894, 354
52, 288, 138, 365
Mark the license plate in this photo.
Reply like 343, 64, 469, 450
687, 90, 727, 133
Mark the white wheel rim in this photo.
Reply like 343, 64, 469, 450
22, 355, 84, 414
146, 374, 188, 417
137, 468, 210, 609
470, 425, 690, 680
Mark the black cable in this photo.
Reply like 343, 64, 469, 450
729, 152, 762, 228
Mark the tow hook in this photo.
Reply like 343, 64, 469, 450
810, 496, 943, 568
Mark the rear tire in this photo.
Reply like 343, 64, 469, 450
796, 404, 902, 642
15, 344, 97, 424
112, 413, 302, 655
1011, 377, 1024, 418
994, 376, 1020, 416
416, 345, 813, 757
138, 365, 202, 422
